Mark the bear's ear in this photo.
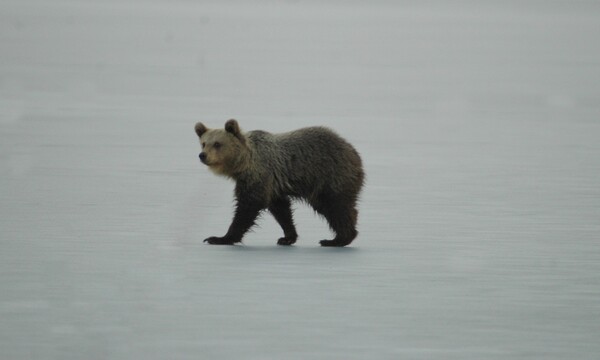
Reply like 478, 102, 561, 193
224, 119, 240, 135
224, 119, 245, 143
195, 122, 207, 137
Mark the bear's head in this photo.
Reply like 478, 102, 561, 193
195, 119, 248, 177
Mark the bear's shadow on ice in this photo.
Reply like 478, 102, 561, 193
226, 244, 360, 254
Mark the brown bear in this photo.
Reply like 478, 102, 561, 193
194, 119, 364, 247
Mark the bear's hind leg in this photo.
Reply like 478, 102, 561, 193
269, 197, 298, 245
312, 194, 358, 247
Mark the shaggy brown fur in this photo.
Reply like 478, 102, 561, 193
195, 119, 364, 247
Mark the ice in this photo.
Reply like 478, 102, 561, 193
1, 1, 600, 359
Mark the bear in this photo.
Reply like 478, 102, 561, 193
194, 119, 364, 247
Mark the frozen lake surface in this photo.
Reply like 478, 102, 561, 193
1, 1, 600, 359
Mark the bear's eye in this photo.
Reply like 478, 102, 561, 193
201, 142, 206, 149
213, 142, 222, 150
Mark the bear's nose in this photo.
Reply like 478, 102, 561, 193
199, 152, 207, 163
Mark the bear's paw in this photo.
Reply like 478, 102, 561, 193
204, 236, 238, 245
277, 237, 297, 246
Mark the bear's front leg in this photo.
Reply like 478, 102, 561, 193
204, 198, 264, 245
268, 197, 298, 246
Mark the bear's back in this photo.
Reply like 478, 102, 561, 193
247, 127, 363, 197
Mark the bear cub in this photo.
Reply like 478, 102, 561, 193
195, 119, 364, 247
